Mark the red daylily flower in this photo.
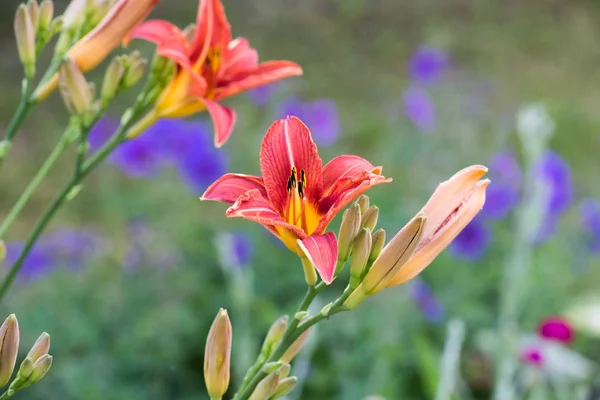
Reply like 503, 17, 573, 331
202, 116, 391, 283
128, 0, 303, 146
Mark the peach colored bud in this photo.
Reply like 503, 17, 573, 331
368, 229, 386, 265
26, 333, 50, 363
204, 309, 232, 399
249, 370, 280, 400
14, 4, 36, 78
361, 206, 379, 231
337, 203, 361, 262
272, 376, 298, 399
260, 316, 288, 357
356, 195, 370, 214
386, 166, 489, 287
38, 0, 53, 34
280, 329, 310, 363
349, 228, 372, 289
0, 314, 20, 387
59, 58, 94, 115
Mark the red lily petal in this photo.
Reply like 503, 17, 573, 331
216, 60, 303, 100
203, 99, 237, 147
322, 155, 383, 195
226, 189, 307, 239
219, 37, 258, 78
128, 20, 189, 61
191, 0, 232, 64
259, 117, 324, 214
296, 233, 338, 284
201, 173, 266, 204
317, 165, 392, 233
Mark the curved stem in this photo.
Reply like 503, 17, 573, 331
0, 82, 33, 169
0, 129, 73, 238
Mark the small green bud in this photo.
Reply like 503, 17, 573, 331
0, 240, 6, 264
320, 302, 332, 317
278, 363, 291, 379
101, 57, 125, 103
59, 58, 94, 115
349, 228, 372, 289
272, 376, 298, 399
293, 311, 308, 321
369, 229, 386, 265
260, 315, 288, 356
338, 203, 361, 262
249, 371, 280, 400
356, 195, 370, 214
122, 59, 148, 89
262, 361, 283, 374
66, 184, 83, 201
37, 0, 53, 34
18, 357, 33, 379
0, 314, 20, 387
361, 206, 379, 231
11, 354, 52, 391
296, 240, 317, 287
14, 4, 37, 79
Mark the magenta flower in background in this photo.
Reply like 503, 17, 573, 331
410, 278, 444, 323
482, 151, 522, 220
534, 150, 573, 242
521, 347, 544, 367
408, 45, 449, 85
538, 316, 574, 344
402, 85, 436, 133
278, 97, 340, 146
579, 198, 600, 253
449, 216, 491, 261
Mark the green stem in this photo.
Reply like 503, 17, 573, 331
0, 390, 12, 400
235, 282, 351, 400
0, 107, 141, 302
0, 129, 73, 238
0, 82, 33, 169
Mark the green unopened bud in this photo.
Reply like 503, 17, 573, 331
0, 240, 6, 264
249, 371, 280, 400
349, 228, 372, 288
369, 229, 386, 265
280, 329, 310, 363
101, 57, 125, 103
320, 303, 332, 317
0, 314, 20, 387
12, 354, 52, 390
338, 204, 361, 263
293, 311, 308, 321
272, 376, 298, 399
62, 0, 86, 32
357, 195, 370, 214
26, 333, 50, 363
204, 308, 232, 399
18, 357, 33, 379
262, 361, 283, 374
27, 0, 40, 33
361, 206, 379, 231
87, 0, 112, 26
122, 59, 148, 89
59, 58, 94, 115
37, 0, 53, 34
260, 315, 288, 356
14, 5, 36, 79
278, 363, 291, 379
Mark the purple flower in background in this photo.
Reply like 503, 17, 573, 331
279, 97, 340, 146
2, 241, 55, 280
534, 151, 573, 241
538, 316, 574, 344
216, 232, 255, 271
482, 151, 522, 219
579, 198, 600, 253
449, 216, 491, 261
45, 228, 107, 268
248, 84, 277, 107
408, 46, 449, 85
402, 85, 436, 133
410, 278, 444, 323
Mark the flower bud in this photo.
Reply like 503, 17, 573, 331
361, 206, 379, 231
260, 316, 288, 357
0, 240, 6, 264
293, 311, 308, 321
349, 228, 372, 289
278, 363, 291, 379
11, 354, 52, 390
320, 303, 332, 317
122, 58, 147, 89
101, 57, 125, 103
337, 204, 361, 262
204, 309, 232, 399
356, 195, 370, 214
0, 314, 20, 387
14, 4, 36, 79
369, 229, 386, 265
26, 333, 50, 363
280, 329, 310, 363
27, 0, 40, 33
59, 58, 94, 115
38, 0, 54, 34
297, 244, 317, 287
249, 371, 280, 400
272, 376, 298, 399
262, 361, 283, 374
62, 0, 87, 32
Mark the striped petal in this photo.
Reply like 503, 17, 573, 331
297, 232, 338, 284
259, 117, 324, 214
203, 99, 237, 147
201, 173, 266, 204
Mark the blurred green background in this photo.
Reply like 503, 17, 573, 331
2, 0, 600, 399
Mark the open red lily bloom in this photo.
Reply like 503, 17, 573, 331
128, 0, 303, 146
202, 117, 391, 283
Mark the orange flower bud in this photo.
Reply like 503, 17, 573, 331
204, 308, 232, 399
